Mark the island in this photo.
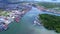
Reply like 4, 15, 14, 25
39, 14, 60, 33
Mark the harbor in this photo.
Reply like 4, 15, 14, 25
0, 3, 32, 31
0, 1, 60, 34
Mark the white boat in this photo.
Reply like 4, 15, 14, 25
33, 20, 41, 26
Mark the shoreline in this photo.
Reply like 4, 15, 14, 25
0, 5, 32, 31
34, 5, 60, 14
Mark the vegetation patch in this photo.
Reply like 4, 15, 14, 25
39, 14, 60, 33
0, 11, 10, 16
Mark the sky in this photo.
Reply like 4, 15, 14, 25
19, 0, 60, 2
0, 0, 60, 3
35, 0, 60, 2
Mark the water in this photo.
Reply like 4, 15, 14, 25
0, 0, 60, 34
0, 7, 60, 34
17, 7, 60, 34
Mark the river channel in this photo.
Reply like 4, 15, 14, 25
18, 7, 60, 34
0, 7, 60, 34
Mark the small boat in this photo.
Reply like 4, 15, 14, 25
15, 17, 20, 22
33, 20, 41, 26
